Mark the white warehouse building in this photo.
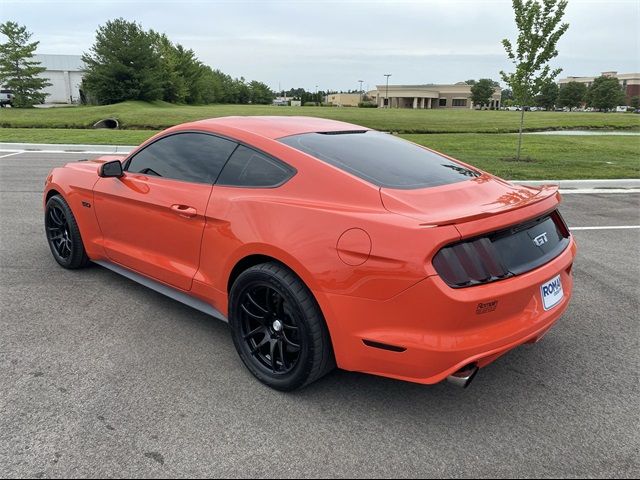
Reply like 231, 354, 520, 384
34, 54, 85, 104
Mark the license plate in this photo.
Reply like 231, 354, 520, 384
540, 274, 564, 311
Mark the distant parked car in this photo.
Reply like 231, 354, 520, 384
0, 89, 13, 107
615, 106, 630, 113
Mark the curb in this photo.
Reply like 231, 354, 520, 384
514, 179, 640, 190
0, 143, 135, 154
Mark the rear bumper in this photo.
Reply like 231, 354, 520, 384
323, 237, 577, 384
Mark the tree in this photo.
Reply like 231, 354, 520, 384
248, 80, 274, 104
534, 79, 559, 110
631, 96, 640, 110
464, 79, 477, 85
235, 77, 250, 104
501, 88, 514, 104
149, 31, 188, 103
557, 81, 586, 111
0, 21, 51, 107
470, 78, 496, 108
82, 18, 163, 104
585, 75, 626, 111
500, 0, 569, 160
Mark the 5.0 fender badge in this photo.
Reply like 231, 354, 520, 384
82, 201, 91, 208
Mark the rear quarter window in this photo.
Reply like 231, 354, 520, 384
217, 145, 295, 188
279, 130, 480, 189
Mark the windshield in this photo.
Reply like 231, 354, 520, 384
279, 130, 480, 189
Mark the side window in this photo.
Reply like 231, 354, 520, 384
217, 145, 295, 187
126, 133, 237, 184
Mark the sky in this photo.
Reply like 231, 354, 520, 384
1, 0, 639, 92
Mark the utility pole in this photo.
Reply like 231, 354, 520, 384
358, 80, 364, 102
384, 74, 392, 108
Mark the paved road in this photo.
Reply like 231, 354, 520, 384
1, 152, 638, 478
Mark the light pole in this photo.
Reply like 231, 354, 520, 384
384, 74, 392, 108
315, 85, 319, 105
358, 80, 364, 102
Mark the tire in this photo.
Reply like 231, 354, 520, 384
44, 195, 90, 269
229, 262, 335, 391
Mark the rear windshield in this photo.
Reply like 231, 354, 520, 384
279, 130, 480, 189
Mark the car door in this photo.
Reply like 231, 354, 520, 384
93, 132, 238, 290
196, 144, 297, 288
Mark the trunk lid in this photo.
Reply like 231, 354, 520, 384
380, 175, 559, 226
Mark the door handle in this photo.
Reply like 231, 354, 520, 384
170, 204, 197, 218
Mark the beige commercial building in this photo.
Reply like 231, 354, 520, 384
370, 83, 502, 109
326, 93, 362, 107
558, 71, 640, 104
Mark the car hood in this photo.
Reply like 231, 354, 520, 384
63, 155, 127, 174
380, 175, 559, 225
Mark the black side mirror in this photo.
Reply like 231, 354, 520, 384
99, 160, 124, 178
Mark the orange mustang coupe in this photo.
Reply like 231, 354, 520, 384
43, 117, 576, 391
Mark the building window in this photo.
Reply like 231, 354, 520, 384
439, 98, 447, 107
452, 99, 467, 107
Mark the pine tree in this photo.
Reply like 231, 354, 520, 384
0, 21, 51, 107
82, 18, 163, 104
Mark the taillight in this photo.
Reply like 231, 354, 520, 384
432, 239, 510, 287
432, 210, 570, 288
551, 210, 570, 237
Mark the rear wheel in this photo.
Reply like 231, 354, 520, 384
45, 195, 89, 269
229, 262, 334, 391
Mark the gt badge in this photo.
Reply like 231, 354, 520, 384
533, 232, 548, 246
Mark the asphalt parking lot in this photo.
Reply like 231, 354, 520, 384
1, 151, 638, 478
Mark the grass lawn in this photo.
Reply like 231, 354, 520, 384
1, 100, 639, 133
405, 133, 640, 180
1, 127, 637, 180
0, 128, 157, 145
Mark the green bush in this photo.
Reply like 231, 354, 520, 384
358, 102, 377, 108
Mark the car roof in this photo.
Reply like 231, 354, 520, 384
184, 116, 369, 140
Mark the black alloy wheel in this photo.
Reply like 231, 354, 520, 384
239, 283, 302, 375
229, 262, 334, 391
45, 195, 89, 269
46, 203, 73, 260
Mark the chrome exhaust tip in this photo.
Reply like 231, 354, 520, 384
447, 364, 479, 389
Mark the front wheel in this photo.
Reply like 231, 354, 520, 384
229, 262, 335, 391
45, 195, 89, 269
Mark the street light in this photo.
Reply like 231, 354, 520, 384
358, 80, 364, 102
315, 85, 319, 105
384, 74, 392, 108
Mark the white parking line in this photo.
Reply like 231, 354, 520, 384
0, 151, 24, 158
0, 149, 121, 155
571, 226, 640, 231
